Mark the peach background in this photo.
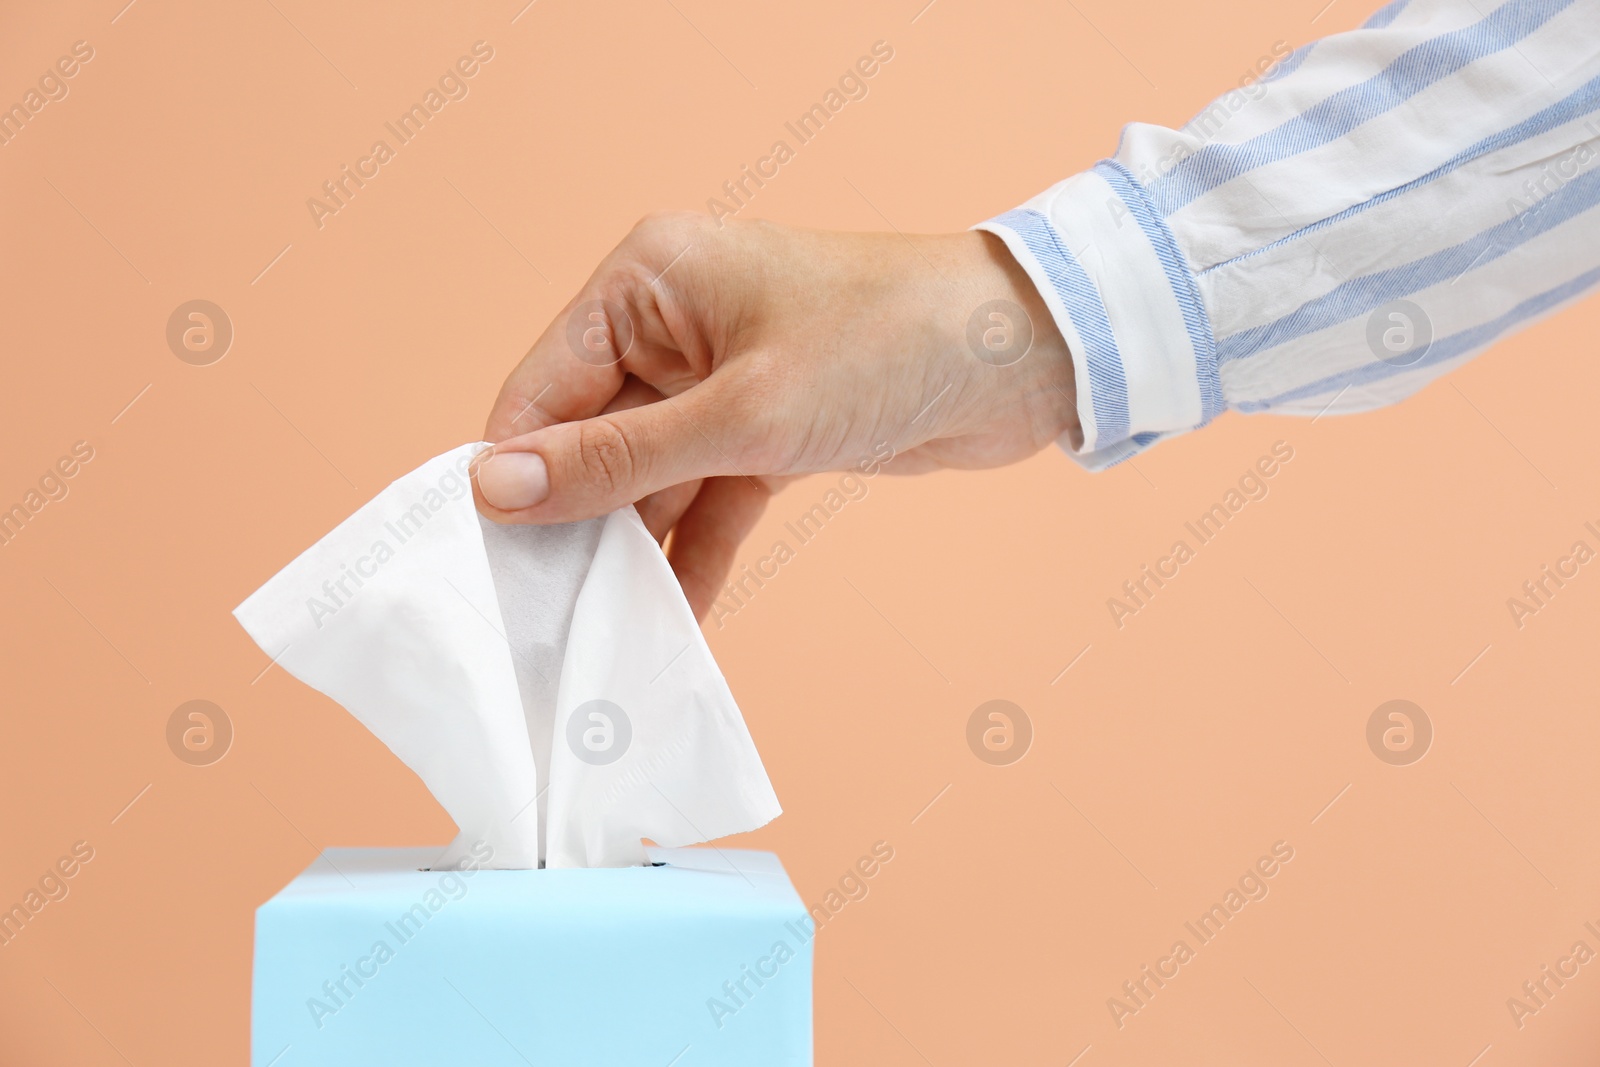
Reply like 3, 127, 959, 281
3, 0, 1599, 1063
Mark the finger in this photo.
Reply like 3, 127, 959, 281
663, 477, 773, 622
476, 372, 760, 524
598, 374, 665, 416
484, 293, 632, 443
597, 377, 703, 541
484, 217, 709, 443
635, 478, 702, 543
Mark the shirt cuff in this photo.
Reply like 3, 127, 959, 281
973, 161, 1222, 471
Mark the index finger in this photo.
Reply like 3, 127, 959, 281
483, 292, 633, 443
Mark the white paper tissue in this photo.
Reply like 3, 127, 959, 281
233, 443, 780, 869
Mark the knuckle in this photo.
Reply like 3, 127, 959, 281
630, 209, 698, 239
576, 417, 637, 493
627, 209, 711, 252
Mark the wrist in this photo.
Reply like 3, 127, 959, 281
952, 230, 1081, 450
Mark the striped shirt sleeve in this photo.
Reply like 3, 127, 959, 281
976, 0, 1600, 470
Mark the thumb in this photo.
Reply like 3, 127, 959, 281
475, 377, 754, 524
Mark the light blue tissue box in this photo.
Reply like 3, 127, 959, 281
252, 847, 813, 1066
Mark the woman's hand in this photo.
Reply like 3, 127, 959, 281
476, 211, 1078, 620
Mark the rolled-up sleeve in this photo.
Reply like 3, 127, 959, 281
978, 0, 1600, 470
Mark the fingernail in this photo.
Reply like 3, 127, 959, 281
478, 451, 549, 510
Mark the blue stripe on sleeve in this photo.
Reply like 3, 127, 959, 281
1200, 74, 1600, 279
1093, 161, 1224, 423
1218, 163, 1600, 364
1236, 261, 1600, 411
1148, 0, 1576, 215
992, 208, 1131, 445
